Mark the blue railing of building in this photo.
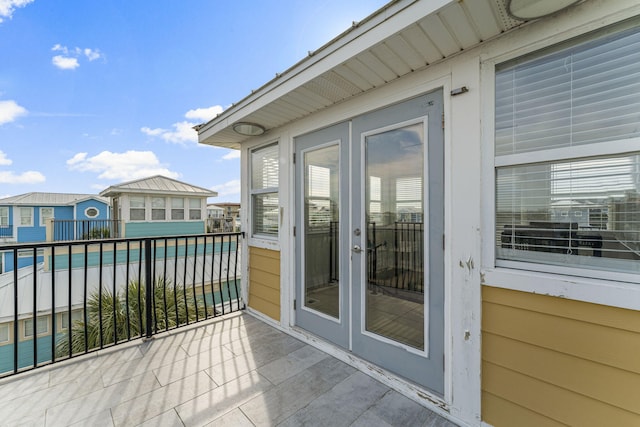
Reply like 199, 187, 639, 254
52, 219, 122, 241
0, 232, 243, 377
0, 225, 12, 238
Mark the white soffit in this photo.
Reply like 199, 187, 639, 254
198, 0, 522, 149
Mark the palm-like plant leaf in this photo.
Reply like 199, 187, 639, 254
56, 278, 206, 357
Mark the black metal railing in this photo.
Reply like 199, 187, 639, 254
52, 219, 122, 241
0, 225, 12, 238
0, 232, 243, 377
367, 221, 424, 294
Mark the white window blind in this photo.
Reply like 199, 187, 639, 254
171, 197, 184, 220
251, 143, 279, 236
496, 153, 640, 274
151, 197, 166, 220
0, 324, 8, 343
496, 26, 640, 155
40, 207, 54, 226
251, 143, 279, 189
20, 208, 32, 226
396, 177, 422, 223
495, 22, 640, 279
0, 207, 8, 226
252, 194, 279, 235
189, 198, 202, 220
130, 196, 146, 221
369, 176, 382, 221
307, 165, 331, 226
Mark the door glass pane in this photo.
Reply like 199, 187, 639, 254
365, 123, 425, 350
304, 145, 340, 319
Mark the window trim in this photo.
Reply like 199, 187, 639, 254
39, 207, 54, 227
129, 196, 147, 222
480, 19, 640, 310
0, 206, 8, 226
19, 207, 33, 227
188, 198, 202, 220
151, 197, 167, 221
171, 197, 185, 220
84, 207, 99, 218
0, 323, 10, 344
250, 142, 280, 240
23, 317, 48, 339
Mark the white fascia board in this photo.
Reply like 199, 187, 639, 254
198, 0, 454, 140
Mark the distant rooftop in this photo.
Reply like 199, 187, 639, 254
0, 192, 108, 206
100, 175, 217, 198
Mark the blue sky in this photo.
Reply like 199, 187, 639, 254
0, 0, 387, 202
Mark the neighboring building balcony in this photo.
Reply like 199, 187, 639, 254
0, 225, 13, 239
49, 219, 123, 242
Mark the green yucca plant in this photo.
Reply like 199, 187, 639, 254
56, 278, 206, 357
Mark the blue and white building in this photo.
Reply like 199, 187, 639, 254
99, 175, 217, 238
0, 193, 110, 273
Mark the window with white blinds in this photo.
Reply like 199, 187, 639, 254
495, 22, 640, 279
251, 143, 279, 237
0, 207, 8, 226
396, 177, 422, 223
496, 25, 640, 155
130, 196, 146, 221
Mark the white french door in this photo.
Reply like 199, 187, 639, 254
295, 89, 445, 395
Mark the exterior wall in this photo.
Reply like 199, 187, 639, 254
0, 205, 14, 239
53, 206, 74, 221
15, 206, 43, 243
248, 246, 280, 321
482, 286, 640, 426
124, 221, 205, 238
75, 200, 109, 220
225, 1, 640, 425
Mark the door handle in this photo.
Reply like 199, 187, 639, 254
352, 245, 363, 253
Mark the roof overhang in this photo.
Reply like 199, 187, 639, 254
197, 0, 525, 148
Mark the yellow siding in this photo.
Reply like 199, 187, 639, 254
248, 246, 280, 321
482, 286, 640, 427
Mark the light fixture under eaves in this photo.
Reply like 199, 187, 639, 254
507, 0, 582, 20
232, 122, 266, 136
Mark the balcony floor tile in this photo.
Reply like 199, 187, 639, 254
0, 312, 458, 426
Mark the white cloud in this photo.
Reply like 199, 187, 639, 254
211, 179, 240, 198
222, 150, 240, 160
52, 55, 79, 70
140, 126, 165, 137
51, 44, 104, 70
142, 105, 225, 146
83, 48, 101, 61
66, 150, 180, 181
0, 150, 12, 165
185, 105, 224, 122
0, 99, 27, 124
141, 121, 197, 145
0, 0, 34, 23
0, 170, 45, 184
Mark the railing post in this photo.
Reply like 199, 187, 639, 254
144, 238, 153, 338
